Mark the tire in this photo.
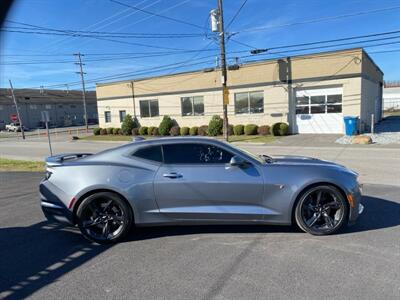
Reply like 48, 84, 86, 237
295, 185, 348, 236
76, 192, 133, 244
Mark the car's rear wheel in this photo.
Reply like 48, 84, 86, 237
295, 185, 348, 235
76, 192, 133, 244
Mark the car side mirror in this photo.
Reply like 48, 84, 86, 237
229, 155, 247, 167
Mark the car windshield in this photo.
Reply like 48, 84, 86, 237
239, 148, 271, 164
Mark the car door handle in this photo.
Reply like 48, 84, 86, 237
163, 172, 182, 179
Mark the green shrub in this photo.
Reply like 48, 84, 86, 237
112, 128, 120, 135
189, 126, 198, 136
180, 127, 190, 136
272, 122, 289, 136
233, 124, 244, 135
100, 128, 107, 135
148, 126, 156, 136
93, 128, 101, 135
257, 125, 270, 135
198, 125, 208, 136
121, 114, 137, 135
228, 124, 234, 136
131, 128, 139, 136
208, 115, 223, 136
151, 127, 159, 136
244, 124, 258, 135
159, 115, 174, 136
170, 126, 180, 136
106, 127, 114, 135
139, 126, 148, 135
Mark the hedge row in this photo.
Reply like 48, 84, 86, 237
95, 114, 289, 137
93, 127, 123, 135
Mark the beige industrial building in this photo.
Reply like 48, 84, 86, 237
96, 48, 383, 134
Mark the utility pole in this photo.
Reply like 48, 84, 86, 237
8, 80, 25, 140
211, 0, 229, 141
74, 52, 89, 132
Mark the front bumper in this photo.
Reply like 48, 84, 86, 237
40, 181, 74, 225
348, 183, 363, 225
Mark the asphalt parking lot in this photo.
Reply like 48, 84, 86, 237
0, 172, 399, 299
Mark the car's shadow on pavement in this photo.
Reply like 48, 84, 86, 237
343, 195, 400, 234
125, 195, 400, 242
0, 222, 111, 300
127, 223, 301, 242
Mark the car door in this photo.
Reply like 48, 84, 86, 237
153, 142, 265, 221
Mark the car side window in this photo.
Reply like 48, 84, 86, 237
132, 145, 162, 162
162, 143, 233, 164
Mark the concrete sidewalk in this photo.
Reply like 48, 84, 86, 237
264, 133, 400, 148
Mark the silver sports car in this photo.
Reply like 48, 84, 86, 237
40, 137, 364, 244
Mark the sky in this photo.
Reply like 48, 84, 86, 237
1, 0, 400, 90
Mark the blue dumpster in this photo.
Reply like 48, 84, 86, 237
343, 116, 358, 136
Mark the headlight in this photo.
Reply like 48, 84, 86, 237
45, 170, 52, 180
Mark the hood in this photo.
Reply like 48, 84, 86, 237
269, 155, 358, 175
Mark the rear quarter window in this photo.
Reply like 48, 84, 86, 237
132, 145, 162, 162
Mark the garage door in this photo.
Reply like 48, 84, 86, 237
295, 87, 343, 134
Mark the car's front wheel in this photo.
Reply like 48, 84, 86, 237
295, 185, 348, 235
76, 192, 133, 244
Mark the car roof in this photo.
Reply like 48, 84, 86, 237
87, 137, 230, 160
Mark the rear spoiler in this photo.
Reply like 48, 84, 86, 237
45, 153, 92, 166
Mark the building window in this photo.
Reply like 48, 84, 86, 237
29, 104, 37, 109
0, 105, 3, 110
104, 111, 111, 123
58, 104, 63, 108
140, 99, 159, 118
119, 110, 126, 122
70, 104, 76, 108
181, 96, 204, 116
234, 91, 264, 114
45, 104, 51, 109
296, 93, 342, 114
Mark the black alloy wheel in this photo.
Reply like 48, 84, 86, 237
77, 192, 133, 244
295, 185, 348, 235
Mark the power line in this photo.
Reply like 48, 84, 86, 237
240, 35, 400, 60
1, 47, 229, 58
1, 28, 193, 51
3, 20, 192, 51
236, 41, 400, 65
0, 51, 219, 65
2, 25, 203, 38
228, 38, 257, 49
109, 0, 204, 30
369, 48, 400, 54
24, 54, 219, 89
225, 0, 248, 30
231, 28, 400, 51
270, 29, 400, 51
238, 5, 400, 33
